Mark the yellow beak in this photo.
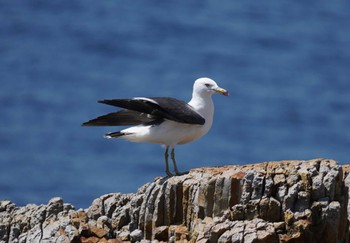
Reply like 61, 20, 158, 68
213, 87, 229, 96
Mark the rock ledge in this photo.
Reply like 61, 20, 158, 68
1, 159, 350, 242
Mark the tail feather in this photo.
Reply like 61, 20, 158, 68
104, 131, 126, 139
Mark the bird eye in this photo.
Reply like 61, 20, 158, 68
205, 83, 211, 87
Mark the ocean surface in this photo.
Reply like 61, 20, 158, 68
1, 1, 349, 208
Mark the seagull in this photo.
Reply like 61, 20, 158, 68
82, 77, 228, 176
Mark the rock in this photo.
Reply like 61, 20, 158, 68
245, 199, 260, 220
295, 191, 310, 212
170, 224, 189, 241
208, 221, 234, 242
117, 230, 130, 241
259, 196, 281, 222
312, 174, 325, 200
1, 159, 350, 242
153, 225, 168, 241
240, 171, 255, 204
130, 229, 143, 242
263, 175, 274, 197
284, 182, 300, 211
47, 197, 64, 217
230, 204, 245, 220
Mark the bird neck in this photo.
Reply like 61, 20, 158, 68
189, 94, 214, 120
190, 90, 212, 102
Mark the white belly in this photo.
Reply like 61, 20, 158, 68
121, 119, 211, 147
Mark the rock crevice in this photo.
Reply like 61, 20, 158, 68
1, 158, 349, 242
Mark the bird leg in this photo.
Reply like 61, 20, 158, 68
171, 148, 182, 176
164, 146, 173, 177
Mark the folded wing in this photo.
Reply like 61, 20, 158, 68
82, 97, 205, 126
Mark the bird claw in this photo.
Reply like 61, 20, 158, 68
175, 170, 189, 176
166, 170, 174, 177
165, 170, 189, 177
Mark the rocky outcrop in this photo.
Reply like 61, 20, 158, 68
1, 159, 350, 242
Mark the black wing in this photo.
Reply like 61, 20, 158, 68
151, 97, 205, 125
82, 109, 163, 126
93, 97, 205, 125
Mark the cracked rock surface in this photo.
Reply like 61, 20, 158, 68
1, 159, 349, 242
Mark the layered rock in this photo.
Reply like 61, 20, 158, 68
1, 159, 349, 242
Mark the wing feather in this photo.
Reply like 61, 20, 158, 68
99, 97, 205, 125
82, 109, 162, 126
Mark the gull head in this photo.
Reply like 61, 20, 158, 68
193, 77, 229, 97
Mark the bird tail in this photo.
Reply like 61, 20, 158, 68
104, 131, 125, 139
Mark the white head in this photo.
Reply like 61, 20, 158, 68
193, 77, 229, 97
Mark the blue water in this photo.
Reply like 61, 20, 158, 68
1, 1, 349, 208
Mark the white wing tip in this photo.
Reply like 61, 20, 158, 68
133, 97, 159, 104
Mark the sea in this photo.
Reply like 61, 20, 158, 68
1, 1, 349, 209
